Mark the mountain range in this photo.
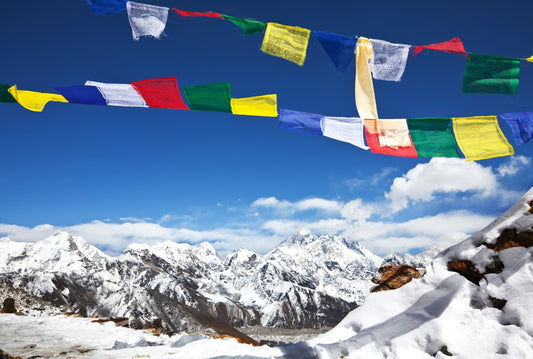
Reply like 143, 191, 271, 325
0, 228, 436, 335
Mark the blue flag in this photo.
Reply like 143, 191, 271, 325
86, 0, 127, 15
279, 109, 323, 135
498, 112, 533, 145
55, 85, 107, 105
313, 31, 357, 72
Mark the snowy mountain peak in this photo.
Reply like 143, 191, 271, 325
280, 228, 318, 246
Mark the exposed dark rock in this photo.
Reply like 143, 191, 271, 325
447, 260, 485, 285
433, 345, 453, 356
489, 296, 507, 310
486, 228, 533, 252
1, 298, 17, 314
370, 265, 420, 292
0, 349, 21, 359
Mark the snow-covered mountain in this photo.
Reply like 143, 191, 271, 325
1, 188, 532, 358
0, 228, 385, 334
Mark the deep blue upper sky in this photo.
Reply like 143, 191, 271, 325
0, 0, 532, 256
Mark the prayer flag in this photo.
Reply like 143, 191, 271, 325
377, 119, 412, 148
412, 38, 467, 56
261, 23, 311, 66
231, 94, 277, 117
221, 15, 266, 35
131, 77, 189, 110
369, 39, 410, 82
54, 85, 107, 106
8, 85, 67, 112
172, 8, 222, 18
127, 1, 169, 40
355, 37, 378, 119
86, 0, 127, 15
407, 118, 460, 157
452, 116, 514, 161
498, 112, 533, 145
183, 82, 232, 112
85, 81, 147, 107
279, 109, 322, 135
0, 83, 16, 103
313, 31, 356, 72
321, 116, 368, 149
462, 53, 520, 94
364, 119, 417, 157
527, 55, 533, 62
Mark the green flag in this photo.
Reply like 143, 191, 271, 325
183, 82, 232, 112
407, 118, 461, 158
462, 53, 520, 94
0, 83, 16, 103
221, 15, 266, 35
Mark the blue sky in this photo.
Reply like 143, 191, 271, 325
0, 0, 532, 256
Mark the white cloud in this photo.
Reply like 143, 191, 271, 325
340, 199, 376, 222
342, 210, 494, 255
252, 196, 343, 215
0, 224, 56, 242
385, 158, 499, 212
497, 156, 530, 177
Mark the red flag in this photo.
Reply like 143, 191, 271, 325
173, 8, 222, 18
364, 120, 418, 158
412, 38, 467, 56
131, 77, 189, 110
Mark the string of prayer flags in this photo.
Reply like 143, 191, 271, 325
0, 83, 16, 103
127, 1, 169, 40
313, 31, 356, 72
369, 39, 410, 82
85, 81, 148, 107
172, 9, 222, 18
8, 85, 68, 112
364, 119, 418, 157
231, 94, 278, 117
220, 15, 266, 35
86, 0, 127, 15
131, 77, 189, 110
261, 23, 311, 66
462, 54, 520, 94
183, 82, 232, 112
321, 116, 368, 149
452, 116, 514, 161
412, 38, 467, 56
498, 112, 533, 145
407, 118, 460, 158
355, 37, 379, 119
55, 85, 107, 105
279, 109, 323, 135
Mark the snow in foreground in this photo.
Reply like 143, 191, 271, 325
1, 188, 533, 358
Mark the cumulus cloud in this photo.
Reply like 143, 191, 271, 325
497, 156, 530, 177
385, 158, 499, 212
340, 199, 376, 222
252, 196, 343, 215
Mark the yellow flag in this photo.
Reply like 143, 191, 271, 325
8, 85, 67, 112
260, 23, 311, 66
527, 55, 533, 62
452, 116, 514, 161
355, 37, 378, 120
231, 94, 278, 117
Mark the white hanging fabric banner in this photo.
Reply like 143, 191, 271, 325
85, 81, 148, 107
321, 116, 369, 149
377, 119, 412, 148
126, 1, 169, 41
369, 39, 410, 82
